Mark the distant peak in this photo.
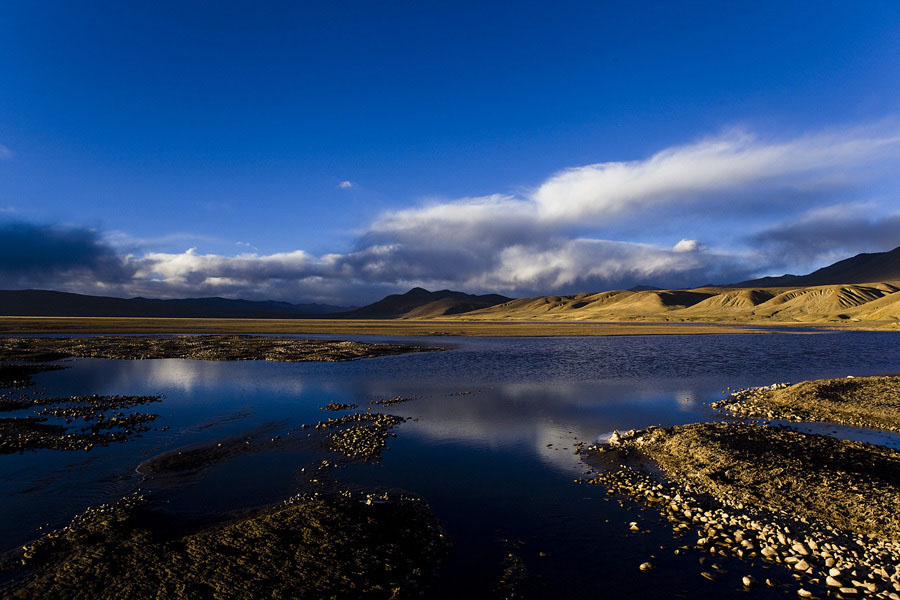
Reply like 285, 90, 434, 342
404, 287, 431, 295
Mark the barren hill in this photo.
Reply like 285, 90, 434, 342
336, 288, 511, 319
438, 282, 900, 328
733, 246, 900, 287
431, 247, 900, 328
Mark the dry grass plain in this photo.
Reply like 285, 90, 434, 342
0, 316, 779, 337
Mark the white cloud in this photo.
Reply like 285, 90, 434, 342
337, 180, 354, 189
672, 239, 702, 253
13, 122, 900, 302
532, 125, 900, 226
0, 145, 13, 160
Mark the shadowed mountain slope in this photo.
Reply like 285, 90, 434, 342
0, 290, 350, 318
732, 246, 900, 287
337, 288, 511, 319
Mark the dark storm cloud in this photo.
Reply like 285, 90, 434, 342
751, 209, 900, 265
0, 221, 132, 288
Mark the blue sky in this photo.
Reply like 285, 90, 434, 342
1, 1, 899, 303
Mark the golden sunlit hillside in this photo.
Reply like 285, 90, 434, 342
427, 282, 900, 328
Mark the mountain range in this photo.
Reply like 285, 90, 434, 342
730, 246, 900, 287
0, 287, 511, 320
0, 290, 351, 319
331, 288, 511, 319
1, 246, 898, 324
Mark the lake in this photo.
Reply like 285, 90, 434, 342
3, 331, 900, 598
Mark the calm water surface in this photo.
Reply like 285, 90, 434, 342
3, 331, 900, 598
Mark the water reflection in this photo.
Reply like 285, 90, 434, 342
3, 331, 900, 598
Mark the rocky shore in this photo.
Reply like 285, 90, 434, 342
582, 422, 900, 598
0, 490, 449, 600
0, 335, 442, 363
711, 376, 900, 432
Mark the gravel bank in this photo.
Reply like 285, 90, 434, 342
713, 376, 900, 432
582, 422, 900, 598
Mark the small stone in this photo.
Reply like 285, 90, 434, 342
826, 576, 843, 587
797, 589, 812, 598
639, 562, 654, 572
742, 575, 756, 588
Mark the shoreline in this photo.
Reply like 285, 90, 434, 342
581, 375, 900, 598
0, 316, 830, 337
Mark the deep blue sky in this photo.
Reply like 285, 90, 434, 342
1, 2, 899, 302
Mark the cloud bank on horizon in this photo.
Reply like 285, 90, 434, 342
4, 123, 900, 304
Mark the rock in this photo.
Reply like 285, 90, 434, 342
639, 562, 654, 572
792, 542, 809, 556
826, 576, 844, 587
797, 589, 813, 598
742, 575, 756, 588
